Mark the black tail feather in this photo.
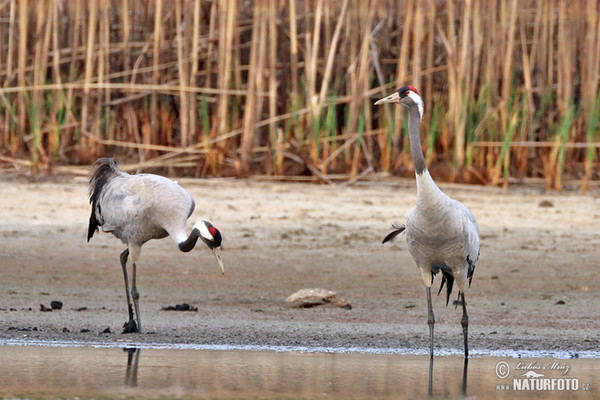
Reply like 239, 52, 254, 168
382, 223, 405, 244
87, 157, 120, 242
467, 253, 478, 288
432, 264, 454, 306
436, 270, 454, 306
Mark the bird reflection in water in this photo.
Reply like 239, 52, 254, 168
427, 357, 469, 397
123, 347, 141, 387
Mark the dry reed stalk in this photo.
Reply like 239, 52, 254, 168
81, 0, 98, 136
190, 0, 201, 144
581, 0, 600, 114
97, 0, 110, 142
206, 3, 217, 90
268, 0, 278, 174
175, 0, 189, 147
241, 0, 264, 173
64, 0, 81, 138
349, 1, 375, 179
519, 19, 534, 118
288, 0, 298, 100
80, 129, 207, 155
501, 0, 517, 103
3, 0, 16, 148
308, 0, 323, 121
423, 0, 435, 114
1, 82, 272, 96
411, 1, 422, 91
317, 0, 349, 111
51, 0, 64, 124
151, 0, 163, 146
33, 0, 53, 171
468, 0, 482, 105
392, 0, 412, 147
556, 0, 572, 116
255, 1, 268, 130
581, 0, 600, 193
347, 1, 371, 131
16, 0, 27, 150
437, 0, 472, 174
121, 0, 130, 75
215, 0, 236, 137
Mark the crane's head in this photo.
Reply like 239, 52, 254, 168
194, 220, 224, 274
374, 85, 423, 117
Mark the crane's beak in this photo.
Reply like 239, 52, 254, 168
374, 91, 400, 105
212, 247, 224, 275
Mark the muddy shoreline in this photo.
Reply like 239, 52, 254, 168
1, 173, 599, 354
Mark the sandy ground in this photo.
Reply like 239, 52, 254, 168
1, 171, 599, 354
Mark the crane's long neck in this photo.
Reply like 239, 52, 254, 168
407, 104, 445, 205
407, 107, 427, 175
177, 228, 200, 252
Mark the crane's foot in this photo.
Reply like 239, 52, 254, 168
122, 319, 139, 333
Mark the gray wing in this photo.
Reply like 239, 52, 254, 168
457, 202, 479, 285
95, 175, 152, 242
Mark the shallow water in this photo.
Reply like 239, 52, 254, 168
0, 343, 598, 399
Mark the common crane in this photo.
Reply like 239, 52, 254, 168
87, 157, 224, 333
375, 86, 480, 358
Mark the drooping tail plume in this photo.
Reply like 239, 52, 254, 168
87, 158, 120, 241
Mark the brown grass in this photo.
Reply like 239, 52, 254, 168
0, 0, 599, 190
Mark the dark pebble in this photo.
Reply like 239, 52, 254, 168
50, 301, 63, 310
555, 300, 566, 305
80, 328, 91, 333
62, 327, 70, 333
101, 327, 112, 334
162, 303, 198, 311
39, 304, 52, 312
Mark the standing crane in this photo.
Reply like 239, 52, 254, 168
375, 86, 479, 359
87, 157, 224, 333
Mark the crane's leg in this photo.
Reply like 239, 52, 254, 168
461, 292, 469, 358
426, 286, 435, 359
131, 262, 141, 333
129, 245, 142, 333
120, 249, 138, 333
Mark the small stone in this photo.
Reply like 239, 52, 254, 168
538, 200, 554, 208
40, 304, 52, 312
100, 327, 112, 334
285, 288, 351, 309
80, 328, 91, 333
555, 300, 566, 305
50, 301, 63, 310
161, 303, 198, 311
62, 327, 70, 333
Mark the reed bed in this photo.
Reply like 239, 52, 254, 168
0, 0, 599, 191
